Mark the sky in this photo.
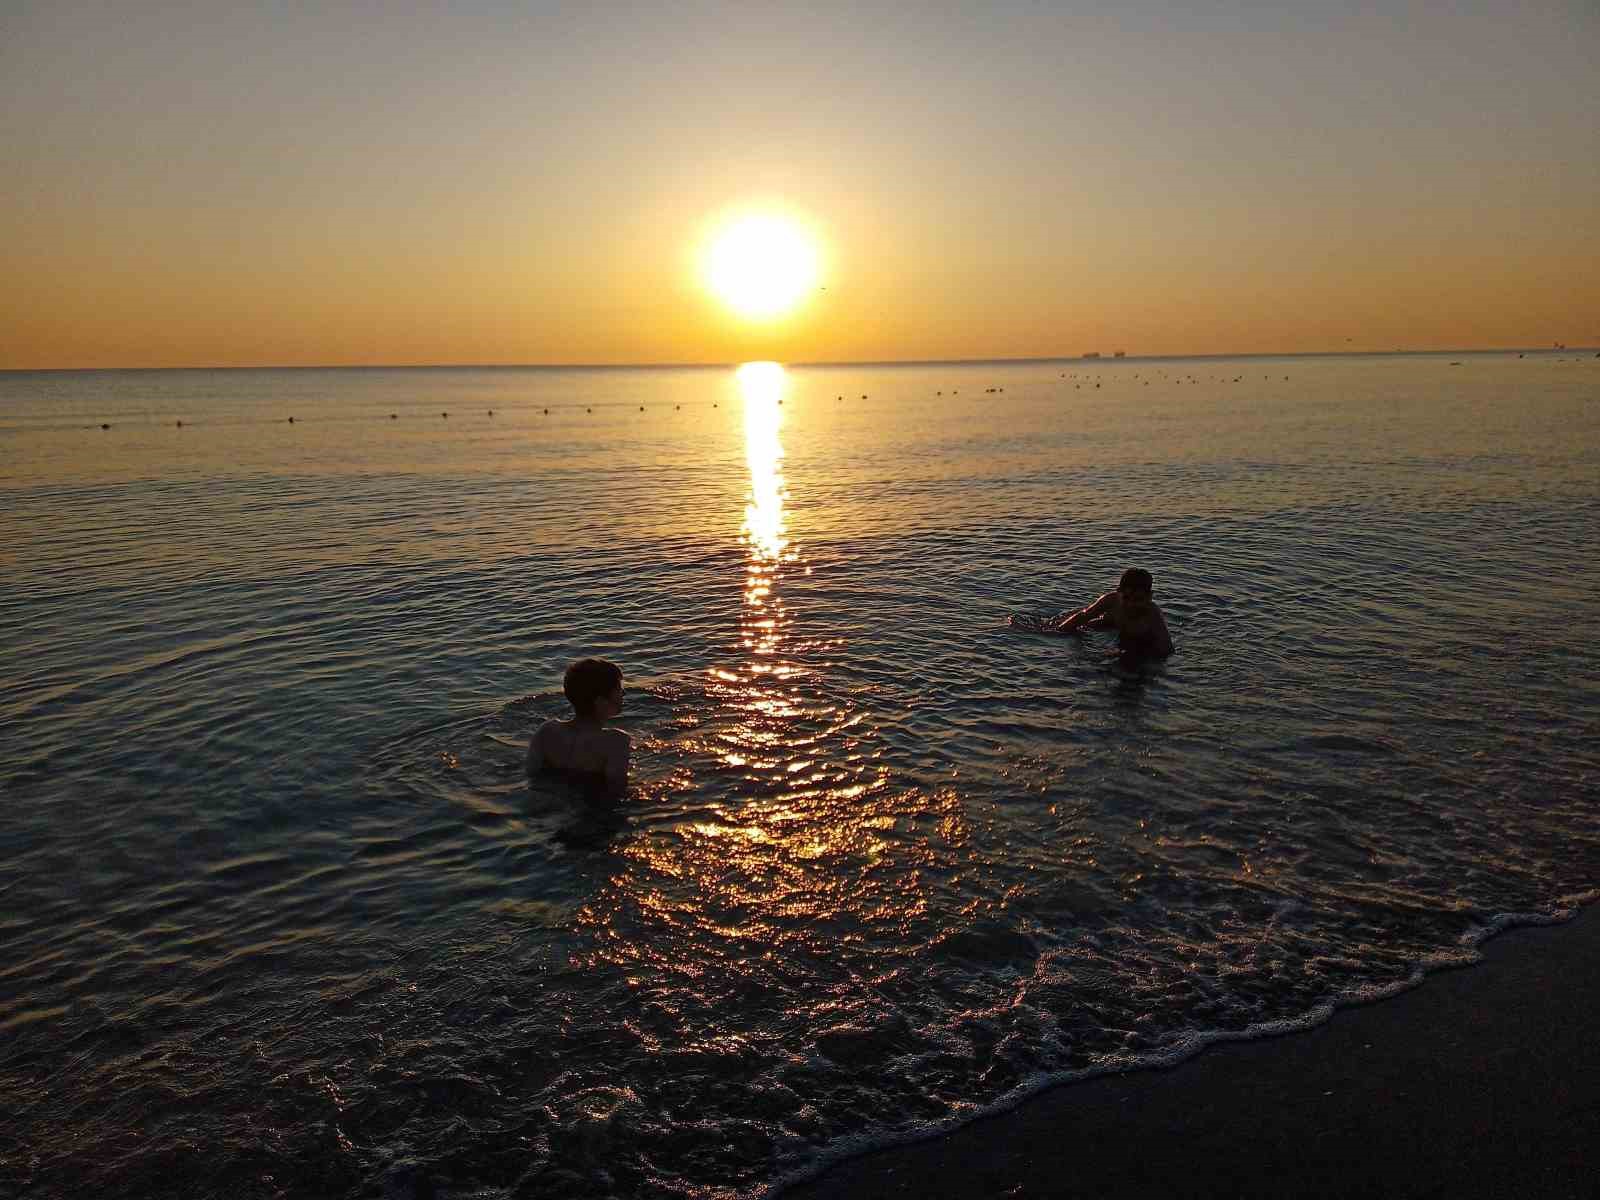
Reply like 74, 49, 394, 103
2, 0, 1597, 368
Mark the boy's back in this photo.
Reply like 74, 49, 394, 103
529, 718, 630, 796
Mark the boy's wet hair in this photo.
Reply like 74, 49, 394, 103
563, 658, 623, 717
1119, 568, 1154, 594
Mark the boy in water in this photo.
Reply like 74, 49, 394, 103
1049, 568, 1174, 662
527, 658, 631, 801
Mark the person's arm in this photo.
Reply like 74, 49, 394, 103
1051, 592, 1114, 634
604, 730, 631, 799
1151, 606, 1175, 658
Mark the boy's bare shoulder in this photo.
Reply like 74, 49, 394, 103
604, 728, 632, 750
1085, 590, 1121, 618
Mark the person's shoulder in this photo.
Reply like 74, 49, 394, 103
604, 727, 632, 750
532, 717, 571, 746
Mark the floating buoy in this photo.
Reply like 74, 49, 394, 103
586, 407, 592, 413
544, 408, 549, 415
675, 404, 680, 410
860, 393, 867, 398
487, 410, 494, 416
176, 420, 183, 427
639, 405, 645, 411
441, 411, 448, 418
100, 423, 110, 430
288, 416, 295, 423
390, 413, 397, 419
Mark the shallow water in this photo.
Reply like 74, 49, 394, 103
2, 354, 1597, 1198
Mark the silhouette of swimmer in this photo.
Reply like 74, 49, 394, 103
1047, 568, 1174, 665
528, 658, 631, 809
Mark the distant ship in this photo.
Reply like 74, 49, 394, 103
1082, 352, 1101, 359
1113, 350, 1126, 358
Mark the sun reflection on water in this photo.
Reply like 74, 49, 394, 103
573, 362, 961, 1028
738, 361, 793, 663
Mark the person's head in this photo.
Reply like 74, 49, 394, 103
1118, 568, 1155, 605
563, 657, 624, 720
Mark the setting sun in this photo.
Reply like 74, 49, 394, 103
703, 213, 821, 321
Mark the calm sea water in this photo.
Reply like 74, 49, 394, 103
2, 354, 1597, 1199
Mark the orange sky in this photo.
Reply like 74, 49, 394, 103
3, 2, 1597, 369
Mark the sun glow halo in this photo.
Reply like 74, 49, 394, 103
704, 214, 820, 321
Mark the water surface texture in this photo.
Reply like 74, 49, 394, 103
3, 355, 1598, 1198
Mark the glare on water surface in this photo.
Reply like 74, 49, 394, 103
723, 360, 822, 758
738, 361, 790, 650
574, 360, 946, 984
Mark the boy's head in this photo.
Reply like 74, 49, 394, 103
1118, 568, 1154, 598
563, 658, 623, 718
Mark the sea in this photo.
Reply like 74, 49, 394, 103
2, 353, 1597, 1199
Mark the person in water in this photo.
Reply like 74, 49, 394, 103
527, 658, 631, 801
1048, 568, 1174, 662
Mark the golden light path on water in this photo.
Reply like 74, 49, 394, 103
738, 361, 792, 659
711, 361, 805, 762
575, 361, 966, 1015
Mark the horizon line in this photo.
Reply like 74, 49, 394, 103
3, 345, 1595, 373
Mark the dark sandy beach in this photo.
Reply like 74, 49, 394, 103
786, 908, 1598, 1199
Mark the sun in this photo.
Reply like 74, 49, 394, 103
703, 212, 820, 321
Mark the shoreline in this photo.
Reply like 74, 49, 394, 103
783, 907, 1599, 1199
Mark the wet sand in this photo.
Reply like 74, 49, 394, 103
785, 908, 1598, 1199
